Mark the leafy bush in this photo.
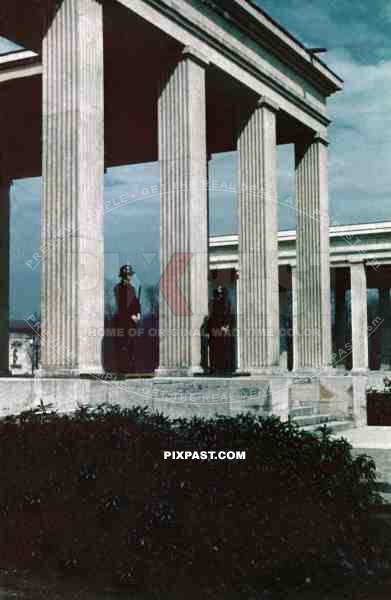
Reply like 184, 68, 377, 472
0, 404, 381, 595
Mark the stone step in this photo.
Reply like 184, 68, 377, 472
292, 414, 336, 427
301, 420, 354, 434
289, 406, 316, 418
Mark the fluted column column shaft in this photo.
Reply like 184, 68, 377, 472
157, 48, 209, 376
40, 0, 104, 376
237, 97, 280, 374
0, 177, 10, 375
379, 287, 391, 370
235, 268, 242, 372
350, 261, 368, 373
295, 134, 332, 372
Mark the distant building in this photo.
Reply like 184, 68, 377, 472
9, 321, 39, 376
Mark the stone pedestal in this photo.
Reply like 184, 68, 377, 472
39, 0, 104, 376
351, 375, 368, 427
0, 375, 363, 429
379, 288, 391, 371
237, 97, 280, 375
294, 134, 332, 374
268, 376, 291, 421
290, 378, 320, 413
0, 177, 10, 376
350, 260, 368, 373
157, 47, 209, 376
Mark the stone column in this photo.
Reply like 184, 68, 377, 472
350, 260, 368, 373
379, 288, 391, 371
39, 0, 104, 376
237, 97, 280, 375
157, 47, 209, 376
235, 268, 242, 372
294, 134, 332, 373
0, 176, 11, 376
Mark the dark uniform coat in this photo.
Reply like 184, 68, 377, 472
114, 282, 141, 328
114, 282, 141, 372
208, 292, 234, 372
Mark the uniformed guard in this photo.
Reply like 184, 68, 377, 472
208, 285, 234, 373
114, 265, 141, 373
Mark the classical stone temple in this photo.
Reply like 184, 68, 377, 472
210, 222, 391, 374
9, 222, 391, 378
0, 0, 380, 427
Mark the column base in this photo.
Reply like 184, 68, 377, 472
234, 368, 250, 377
80, 365, 105, 377
293, 366, 336, 379
155, 366, 206, 378
35, 368, 80, 379
350, 368, 369, 376
241, 366, 289, 377
35, 366, 104, 378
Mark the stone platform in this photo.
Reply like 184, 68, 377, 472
0, 373, 368, 426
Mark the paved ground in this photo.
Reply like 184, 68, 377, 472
333, 426, 391, 502
336, 426, 391, 449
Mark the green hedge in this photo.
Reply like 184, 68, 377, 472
0, 404, 382, 595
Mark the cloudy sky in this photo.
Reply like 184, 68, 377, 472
2, 0, 391, 319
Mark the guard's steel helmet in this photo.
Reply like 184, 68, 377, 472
119, 264, 134, 277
